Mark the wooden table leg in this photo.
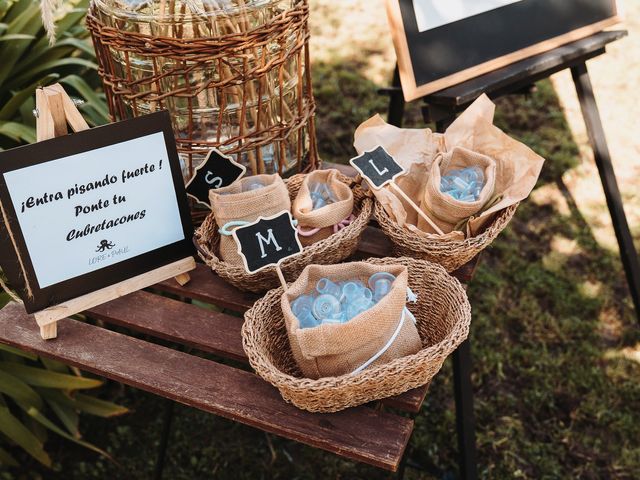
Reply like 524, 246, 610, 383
571, 62, 640, 323
153, 398, 175, 480
453, 340, 479, 480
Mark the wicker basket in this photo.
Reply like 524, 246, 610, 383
194, 172, 373, 292
242, 257, 471, 412
374, 201, 518, 272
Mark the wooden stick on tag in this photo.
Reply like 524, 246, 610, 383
275, 266, 287, 290
350, 145, 445, 235
389, 183, 445, 235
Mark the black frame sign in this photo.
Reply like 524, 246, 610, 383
0, 111, 194, 313
386, 0, 619, 100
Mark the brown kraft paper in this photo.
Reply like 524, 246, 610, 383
353, 94, 544, 237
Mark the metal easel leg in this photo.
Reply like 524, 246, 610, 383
571, 62, 640, 323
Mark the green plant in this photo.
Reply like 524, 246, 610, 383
0, 342, 128, 467
0, 0, 125, 469
0, 0, 109, 150
1, 272, 126, 470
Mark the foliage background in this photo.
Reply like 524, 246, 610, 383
0, 0, 123, 471
1, 0, 639, 478
0, 0, 108, 149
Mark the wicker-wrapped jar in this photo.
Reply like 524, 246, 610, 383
242, 257, 471, 413
194, 172, 373, 292
87, 0, 317, 201
374, 201, 518, 272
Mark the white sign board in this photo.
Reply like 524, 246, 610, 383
4, 132, 184, 288
412, 0, 524, 32
0, 110, 194, 315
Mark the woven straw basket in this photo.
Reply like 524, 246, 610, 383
194, 172, 373, 293
374, 201, 519, 272
242, 257, 471, 413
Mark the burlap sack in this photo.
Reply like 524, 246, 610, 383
292, 169, 354, 246
281, 262, 422, 379
209, 174, 291, 266
419, 146, 497, 234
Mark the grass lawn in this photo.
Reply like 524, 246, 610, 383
2, 1, 639, 478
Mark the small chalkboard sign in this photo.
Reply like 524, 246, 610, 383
349, 146, 405, 189
185, 148, 246, 207
350, 145, 444, 234
232, 211, 303, 276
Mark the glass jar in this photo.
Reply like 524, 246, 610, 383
89, 0, 315, 181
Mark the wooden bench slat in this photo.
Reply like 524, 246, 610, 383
0, 303, 413, 471
155, 264, 259, 311
383, 387, 428, 413
86, 291, 428, 413
86, 291, 246, 362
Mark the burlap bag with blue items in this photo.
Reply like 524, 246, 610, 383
209, 174, 290, 266
281, 262, 422, 379
292, 169, 354, 246
418, 146, 497, 234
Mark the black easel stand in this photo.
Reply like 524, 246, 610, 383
382, 30, 636, 480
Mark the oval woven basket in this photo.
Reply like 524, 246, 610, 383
374, 201, 518, 272
242, 257, 471, 413
194, 172, 373, 293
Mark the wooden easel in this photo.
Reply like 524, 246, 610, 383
29, 84, 194, 339
381, 30, 633, 480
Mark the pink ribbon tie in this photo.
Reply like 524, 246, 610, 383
333, 214, 355, 233
296, 214, 356, 237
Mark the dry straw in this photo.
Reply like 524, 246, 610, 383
194, 172, 373, 292
374, 201, 518, 272
241, 257, 471, 413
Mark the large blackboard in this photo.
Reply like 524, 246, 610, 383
386, 0, 619, 101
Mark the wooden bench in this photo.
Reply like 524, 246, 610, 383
0, 222, 477, 476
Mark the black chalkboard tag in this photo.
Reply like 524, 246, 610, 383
231, 211, 303, 286
349, 145, 444, 234
185, 148, 246, 207
349, 145, 405, 189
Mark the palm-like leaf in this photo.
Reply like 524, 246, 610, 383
0, 0, 124, 469
0, 0, 108, 152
